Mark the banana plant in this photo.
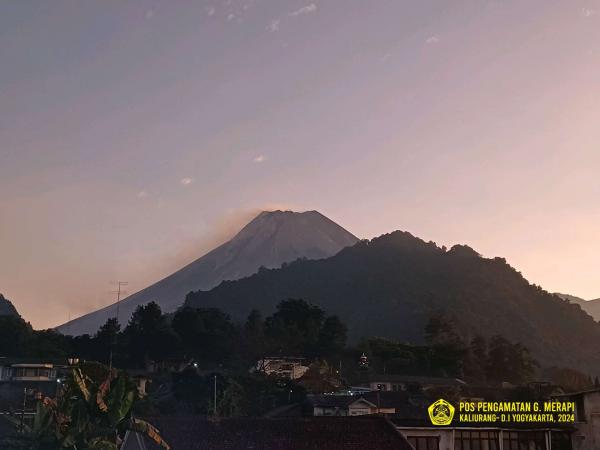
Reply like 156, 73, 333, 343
34, 362, 169, 450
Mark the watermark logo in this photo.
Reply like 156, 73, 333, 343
428, 399, 455, 426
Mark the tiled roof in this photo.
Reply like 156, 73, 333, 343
367, 375, 466, 386
310, 391, 412, 411
124, 416, 414, 450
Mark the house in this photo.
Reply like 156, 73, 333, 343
121, 416, 414, 450
0, 358, 70, 413
10, 363, 57, 382
312, 395, 381, 416
311, 391, 411, 416
393, 424, 573, 450
389, 397, 573, 450
553, 388, 600, 450
256, 356, 309, 380
363, 375, 466, 392
385, 391, 575, 450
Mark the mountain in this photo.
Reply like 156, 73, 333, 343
186, 231, 600, 374
57, 210, 358, 336
0, 294, 19, 317
556, 293, 600, 321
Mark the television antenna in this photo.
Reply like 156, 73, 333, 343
108, 281, 128, 371
109, 281, 129, 324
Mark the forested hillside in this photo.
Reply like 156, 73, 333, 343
186, 231, 600, 374
0, 294, 19, 317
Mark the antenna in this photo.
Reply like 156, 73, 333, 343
109, 281, 129, 324
108, 281, 128, 372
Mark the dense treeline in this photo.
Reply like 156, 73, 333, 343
0, 299, 347, 371
2, 296, 597, 416
1, 299, 542, 387
184, 231, 600, 374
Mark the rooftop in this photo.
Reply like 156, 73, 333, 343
124, 416, 414, 450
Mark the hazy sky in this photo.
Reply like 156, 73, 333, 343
1, 0, 600, 329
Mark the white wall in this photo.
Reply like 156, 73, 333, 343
571, 392, 600, 450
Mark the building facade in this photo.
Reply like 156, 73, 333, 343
554, 389, 600, 450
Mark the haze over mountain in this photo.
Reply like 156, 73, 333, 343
556, 293, 600, 322
57, 210, 358, 336
186, 231, 600, 374
0, 294, 19, 317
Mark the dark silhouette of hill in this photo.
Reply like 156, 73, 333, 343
186, 231, 600, 374
556, 293, 600, 321
57, 210, 358, 336
0, 294, 19, 317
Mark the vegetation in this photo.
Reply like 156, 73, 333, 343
0, 363, 168, 450
184, 231, 600, 373
0, 294, 19, 317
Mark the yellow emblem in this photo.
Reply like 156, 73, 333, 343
428, 399, 455, 426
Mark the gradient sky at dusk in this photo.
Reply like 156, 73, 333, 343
1, 0, 600, 329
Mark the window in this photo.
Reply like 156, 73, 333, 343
551, 432, 572, 450
407, 436, 439, 450
14, 367, 52, 378
575, 396, 586, 422
502, 431, 547, 450
454, 430, 499, 450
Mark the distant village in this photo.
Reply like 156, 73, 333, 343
2, 214, 600, 449
1, 348, 599, 449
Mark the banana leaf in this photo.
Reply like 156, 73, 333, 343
130, 418, 171, 450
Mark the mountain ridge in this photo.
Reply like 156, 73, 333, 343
185, 230, 600, 374
556, 293, 600, 321
0, 294, 19, 317
57, 210, 358, 336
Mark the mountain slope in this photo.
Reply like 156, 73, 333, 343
556, 293, 600, 321
186, 231, 600, 374
0, 294, 19, 317
57, 210, 358, 336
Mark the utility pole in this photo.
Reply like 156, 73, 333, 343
110, 281, 128, 324
20, 388, 26, 433
214, 375, 217, 416
108, 281, 128, 372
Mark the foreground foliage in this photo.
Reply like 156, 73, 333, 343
33, 362, 169, 450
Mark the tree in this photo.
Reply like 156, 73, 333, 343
124, 302, 178, 367
317, 316, 347, 357
425, 314, 466, 376
93, 318, 121, 364
242, 309, 266, 362
463, 335, 488, 381
172, 307, 237, 364
0, 316, 31, 356
34, 362, 169, 450
264, 299, 325, 355
218, 379, 246, 417
486, 336, 537, 384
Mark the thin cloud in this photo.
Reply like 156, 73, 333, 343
289, 3, 317, 17
206, 6, 216, 16
226, 13, 236, 21
266, 19, 280, 32
425, 35, 440, 44
267, 3, 317, 33
137, 190, 149, 198
180, 177, 193, 186
254, 155, 267, 163
582, 8, 595, 17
